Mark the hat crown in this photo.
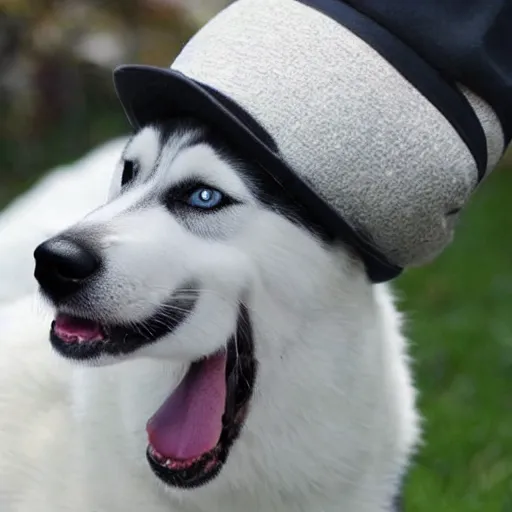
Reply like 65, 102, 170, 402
171, 0, 505, 267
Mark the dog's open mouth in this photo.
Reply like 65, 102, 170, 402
50, 306, 256, 488
53, 314, 106, 344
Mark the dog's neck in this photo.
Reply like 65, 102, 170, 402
69, 252, 418, 512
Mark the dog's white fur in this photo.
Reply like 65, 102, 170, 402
0, 126, 420, 512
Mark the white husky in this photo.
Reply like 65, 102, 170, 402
0, 120, 419, 512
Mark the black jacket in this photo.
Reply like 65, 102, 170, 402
345, 0, 512, 145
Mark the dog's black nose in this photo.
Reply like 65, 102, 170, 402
34, 238, 100, 301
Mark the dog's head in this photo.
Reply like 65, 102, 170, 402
34, 119, 362, 496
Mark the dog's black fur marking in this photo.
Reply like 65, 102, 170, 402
153, 120, 338, 247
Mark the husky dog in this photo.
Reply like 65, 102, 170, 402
0, 119, 419, 512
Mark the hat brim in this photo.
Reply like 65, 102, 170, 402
113, 64, 401, 282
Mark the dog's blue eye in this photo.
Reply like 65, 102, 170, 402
187, 188, 224, 209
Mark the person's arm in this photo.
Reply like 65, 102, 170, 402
344, 0, 512, 146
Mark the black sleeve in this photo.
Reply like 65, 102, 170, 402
344, 0, 512, 146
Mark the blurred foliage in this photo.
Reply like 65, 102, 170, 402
0, 0, 197, 205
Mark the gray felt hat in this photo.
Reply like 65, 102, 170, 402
114, 0, 508, 282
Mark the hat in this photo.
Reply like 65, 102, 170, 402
114, 0, 510, 282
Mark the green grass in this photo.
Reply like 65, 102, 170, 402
1, 149, 511, 509
397, 166, 512, 510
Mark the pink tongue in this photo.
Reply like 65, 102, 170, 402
54, 314, 103, 342
146, 352, 227, 461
